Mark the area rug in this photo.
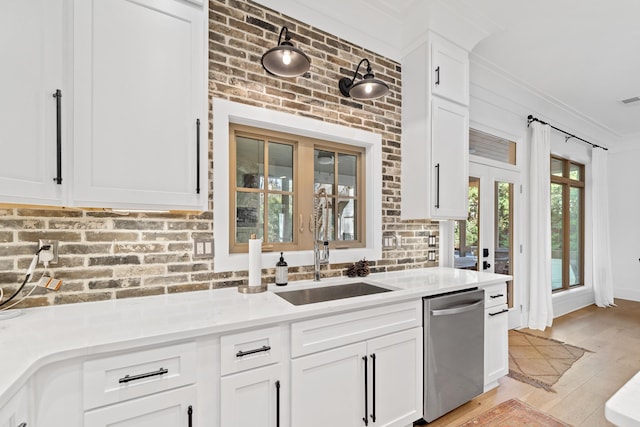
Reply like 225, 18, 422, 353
508, 330, 591, 392
460, 399, 570, 426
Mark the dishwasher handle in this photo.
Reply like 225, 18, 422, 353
430, 299, 483, 316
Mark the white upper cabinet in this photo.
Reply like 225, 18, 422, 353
73, 0, 207, 210
0, 0, 67, 206
431, 38, 470, 106
401, 31, 470, 220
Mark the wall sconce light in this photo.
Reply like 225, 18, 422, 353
261, 26, 311, 77
338, 58, 389, 100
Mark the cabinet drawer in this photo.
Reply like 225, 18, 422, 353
84, 341, 197, 410
0, 385, 29, 427
291, 300, 421, 357
484, 283, 507, 308
221, 326, 283, 375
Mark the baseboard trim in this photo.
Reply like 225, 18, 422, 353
614, 288, 640, 302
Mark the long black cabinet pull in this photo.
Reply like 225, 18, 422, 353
362, 356, 368, 426
17, 423, 27, 427
53, 89, 62, 185
490, 294, 504, 299
435, 163, 440, 209
195, 118, 201, 194
275, 380, 281, 427
370, 353, 376, 423
489, 308, 509, 317
435, 66, 440, 86
236, 345, 271, 358
118, 367, 168, 384
188, 405, 193, 427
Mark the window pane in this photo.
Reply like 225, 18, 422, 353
454, 177, 479, 270
237, 136, 264, 189
268, 142, 293, 191
267, 194, 293, 243
314, 149, 334, 195
569, 163, 582, 181
551, 158, 564, 177
495, 181, 513, 271
236, 192, 264, 243
469, 129, 516, 165
551, 183, 563, 290
337, 153, 357, 197
569, 187, 582, 286
337, 198, 356, 241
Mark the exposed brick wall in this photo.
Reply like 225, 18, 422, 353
0, 0, 437, 309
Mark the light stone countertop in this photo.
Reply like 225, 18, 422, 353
605, 371, 640, 426
0, 267, 511, 407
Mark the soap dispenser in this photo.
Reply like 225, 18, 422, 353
275, 252, 288, 286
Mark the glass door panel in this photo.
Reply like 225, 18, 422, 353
494, 181, 514, 308
454, 177, 480, 270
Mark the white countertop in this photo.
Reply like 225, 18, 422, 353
0, 267, 510, 406
606, 371, 640, 426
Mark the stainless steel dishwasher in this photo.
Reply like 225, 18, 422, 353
423, 288, 485, 422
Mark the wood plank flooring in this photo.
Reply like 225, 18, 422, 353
424, 299, 640, 426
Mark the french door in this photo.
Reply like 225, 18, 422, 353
455, 163, 520, 309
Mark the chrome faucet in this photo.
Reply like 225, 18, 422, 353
314, 188, 330, 281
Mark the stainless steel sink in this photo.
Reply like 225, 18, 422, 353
274, 282, 393, 305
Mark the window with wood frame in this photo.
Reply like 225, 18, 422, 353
229, 123, 365, 253
550, 156, 584, 291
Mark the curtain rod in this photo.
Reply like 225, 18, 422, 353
527, 115, 608, 151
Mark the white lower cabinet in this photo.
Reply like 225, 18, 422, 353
0, 385, 30, 427
84, 385, 197, 427
291, 328, 422, 427
484, 283, 509, 390
221, 363, 286, 427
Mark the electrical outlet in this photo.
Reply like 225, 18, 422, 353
193, 238, 214, 259
38, 239, 59, 265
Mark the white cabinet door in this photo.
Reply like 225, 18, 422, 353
430, 97, 469, 220
431, 38, 469, 106
84, 385, 196, 427
367, 328, 422, 427
221, 364, 286, 427
0, 0, 66, 206
0, 385, 30, 427
292, 342, 367, 427
484, 304, 509, 390
73, 0, 207, 210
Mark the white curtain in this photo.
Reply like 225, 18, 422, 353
591, 149, 615, 307
528, 122, 554, 330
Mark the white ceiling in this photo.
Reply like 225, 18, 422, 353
256, 0, 640, 138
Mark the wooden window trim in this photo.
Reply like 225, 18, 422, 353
229, 124, 366, 254
550, 156, 585, 292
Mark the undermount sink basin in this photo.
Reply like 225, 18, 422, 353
274, 282, 393, 306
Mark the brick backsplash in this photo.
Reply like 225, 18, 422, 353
0, 0, 438, 309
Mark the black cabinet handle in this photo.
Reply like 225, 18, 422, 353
362, 356, 368, 426
435, 66, 440, 86
489, 308, 509, 317
196, 118, 201, 194
118, 367, 168, 384
370, 354, 376, 423
275, 380, 281, 427
236, 345, 271, 358
188, 405, 193, 427
53, 89, 62, 185
490, 294, 504, 299
17, 423, 27, 427
435, 163, 440, 209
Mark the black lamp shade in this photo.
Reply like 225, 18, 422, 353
347, 75, 389, 100
261, 43, 311, 77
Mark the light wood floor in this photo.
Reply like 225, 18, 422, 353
424, 299, 640, 426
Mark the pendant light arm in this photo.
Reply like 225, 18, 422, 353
347, 58, 371, 85
277, 26, 291, 46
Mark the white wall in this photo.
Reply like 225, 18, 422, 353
609, 142, 640, 301
469, 57, 621, 325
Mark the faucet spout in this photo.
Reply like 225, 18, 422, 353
313, 188, 330, 281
